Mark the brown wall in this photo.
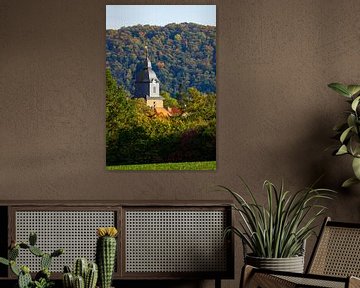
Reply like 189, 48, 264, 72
1, 0, 360, 287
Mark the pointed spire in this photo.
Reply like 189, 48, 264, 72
145, 45, 148, 59
144, 45, 152, 68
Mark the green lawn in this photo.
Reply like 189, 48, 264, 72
107, 161, 216, 171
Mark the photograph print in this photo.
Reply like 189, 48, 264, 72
106, 5, 216, 171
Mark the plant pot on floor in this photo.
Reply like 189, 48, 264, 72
242, 240, 306, 273
245, 254, 304, 273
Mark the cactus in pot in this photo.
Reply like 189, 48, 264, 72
73, 275, 85, 288
96, 227, 118, 288
74, 258, 88, 280
62, 259, 98, 288
62, 266, 74, 288
18, 266, 32, 288
85, 262, 98, 288
0, 232, 63, 288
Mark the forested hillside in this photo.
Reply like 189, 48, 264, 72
106, 23, 216, 96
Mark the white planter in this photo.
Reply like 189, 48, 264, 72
245, 254, 305, 273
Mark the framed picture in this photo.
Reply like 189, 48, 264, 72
106, 5, 216, 171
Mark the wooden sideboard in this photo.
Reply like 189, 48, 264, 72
0, 201, 234, 288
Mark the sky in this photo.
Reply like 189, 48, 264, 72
106, 5, 216, 29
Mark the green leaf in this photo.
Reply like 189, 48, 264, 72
347, 114, 356, 128
40, 254, 51, 270
351, 96, 360, 111
340, 126, 353, 143
10, 261, 20, 276
336, 145, 348, 155
347, 85, 360, 97
342, 177, 360, 188
29, 246, 44, 257
0, 257, 9, 266
8, 247, 19, 261
352, 157, 360, 179
349, 135, 360, 156
328, 83, 351, 97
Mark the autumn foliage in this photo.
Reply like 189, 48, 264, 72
106, 23, 216, 96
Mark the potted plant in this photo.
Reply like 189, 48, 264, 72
328, 82, 360, 187
62, 258, 98, 288
0, 232, 63, 288
221, 179, 334, 273
96, 227, 118, 288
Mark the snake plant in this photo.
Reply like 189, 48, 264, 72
221, 179, 335, 258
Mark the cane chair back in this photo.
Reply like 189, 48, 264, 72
241, 218, 360, 288
307, 217, 360, 278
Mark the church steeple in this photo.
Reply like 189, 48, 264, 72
144, 46, 152, 68
134, 45, 164, 108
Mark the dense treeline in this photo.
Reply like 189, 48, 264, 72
106, 70, 216, 165
106, 23, 216, 96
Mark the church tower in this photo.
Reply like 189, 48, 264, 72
134, 46, 164, 108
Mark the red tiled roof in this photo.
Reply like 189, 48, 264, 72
154, 107, 171, 117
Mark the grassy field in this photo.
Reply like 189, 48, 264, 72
107, 161, 216, 171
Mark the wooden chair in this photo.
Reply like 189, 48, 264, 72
241, 217, 360, 288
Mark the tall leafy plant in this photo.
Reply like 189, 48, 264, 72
328, 83, 360, 187
222, 180, 334, 258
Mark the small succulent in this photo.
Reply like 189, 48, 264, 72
32, 278, 54, 288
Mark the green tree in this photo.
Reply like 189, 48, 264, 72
161, 91, 179, 108
106, 72, 216, 165
106, 69, 132, 140
182, 87, 216, 121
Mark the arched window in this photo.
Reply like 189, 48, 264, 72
153, 86, 156, 94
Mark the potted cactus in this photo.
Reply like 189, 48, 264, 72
0, 232, 63, 288
96, 227, 118, 288
62, 258, 98, 288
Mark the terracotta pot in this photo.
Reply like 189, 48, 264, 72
245, 254, 304, 273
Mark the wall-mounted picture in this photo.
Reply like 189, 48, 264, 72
106, 5, 216, 170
